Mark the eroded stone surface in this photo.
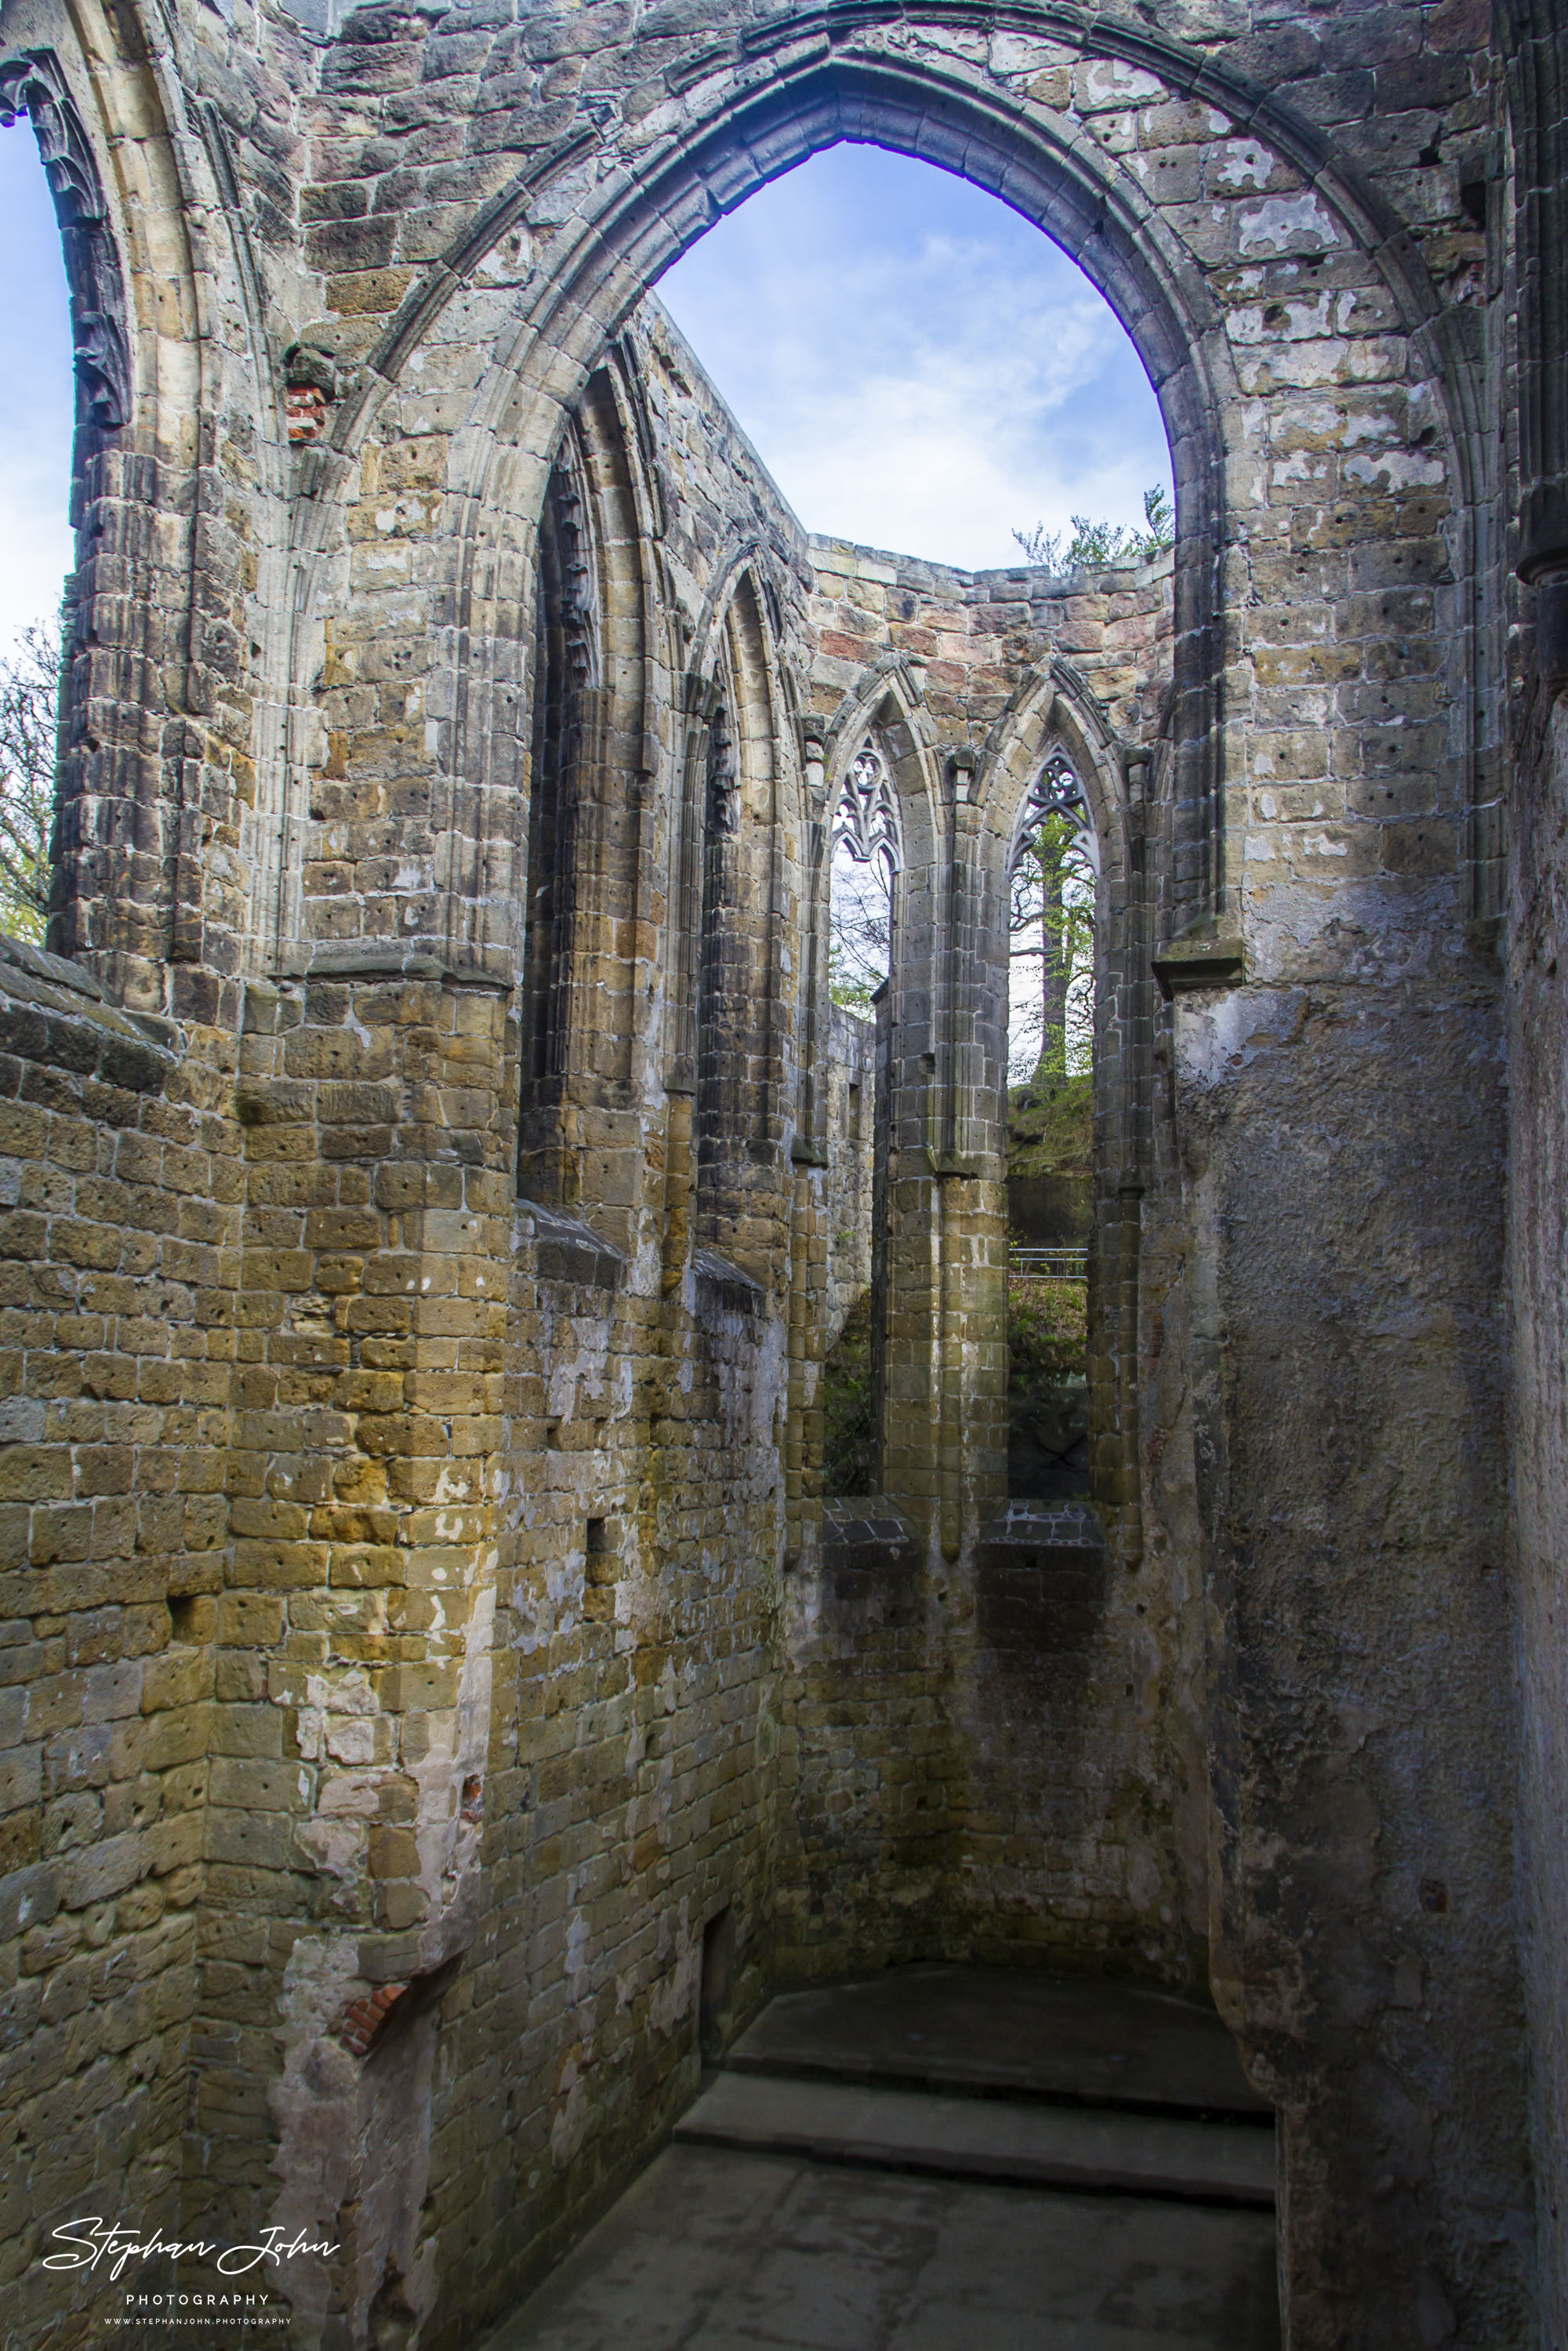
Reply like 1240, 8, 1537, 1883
0, 1, 1558, 2346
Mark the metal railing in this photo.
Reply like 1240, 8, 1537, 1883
1008, 1245, 1088, 1283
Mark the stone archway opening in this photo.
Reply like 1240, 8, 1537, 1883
217, 51, 1238, 2340
608, 133, 1183, 1555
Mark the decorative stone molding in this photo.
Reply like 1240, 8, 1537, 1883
0, 50, 129, 430
1152, 920, 1247, 999
706, 701, 738, 835
283, 342, 337, 446
833, 742, 902, 879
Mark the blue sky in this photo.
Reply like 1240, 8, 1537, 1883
0, 123, 75, 651
657, 143, 1171, 572
0, 132, 1171, 658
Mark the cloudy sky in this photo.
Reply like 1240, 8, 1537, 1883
656, 143, 1171, 572
0, 124, 75, 653
0, 130, 1172, 657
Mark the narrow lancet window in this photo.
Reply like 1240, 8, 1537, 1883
827, 737, 900, 1013
1005, 749, 1098, 1502
820, 734, 902, 1498
519, 444, 597, 1195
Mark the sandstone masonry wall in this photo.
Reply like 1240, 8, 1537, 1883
0, 0, 1552, 2345
0, 944, 237, 2346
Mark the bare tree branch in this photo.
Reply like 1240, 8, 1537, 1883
0, 621, 62, 945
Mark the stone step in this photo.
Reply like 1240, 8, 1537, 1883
724, 1964, 1272, 2124
674, 2071, 1276, 2208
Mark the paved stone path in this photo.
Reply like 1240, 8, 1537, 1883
479, 1968, 1280, 2350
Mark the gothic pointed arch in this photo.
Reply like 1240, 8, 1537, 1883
688, 568, 791, 1276
0, 52, 130, 435
517, 364, 657, 1216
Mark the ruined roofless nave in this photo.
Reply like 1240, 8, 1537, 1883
2, 0, 1568, 2344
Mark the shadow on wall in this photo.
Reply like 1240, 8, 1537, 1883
1007, 1278, 1089, 1502
1007, 1074, 1092, 1500
821, 1285, 876, 1497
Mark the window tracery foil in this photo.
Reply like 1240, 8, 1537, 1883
833, 741, 902, 880
1013, 750, 1097, 875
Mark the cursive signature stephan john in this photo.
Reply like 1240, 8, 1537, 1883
44, 2220, 340, 2281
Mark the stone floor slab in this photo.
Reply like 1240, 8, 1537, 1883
675, 2069, 1275, 2203
726, 1963, 1269, 2118
477, 2145, 1281, 2351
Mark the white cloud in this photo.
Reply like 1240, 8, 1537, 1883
657, 144, 1172, 571
0, 125, 77, 652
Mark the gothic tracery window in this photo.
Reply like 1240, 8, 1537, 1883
828, 736, 901, 1012
1012, 751, 1096, 878
1008, 749, 1097, 1085
834, 742, 902, 878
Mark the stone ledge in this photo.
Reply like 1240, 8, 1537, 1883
693, 1247, 766, 1319
521, 1201, 624, 1290
817, 1497, 924, 1630
822, 1495, 923, 1575
0, 941, 176, 1096
274, 945, 514, 992
0, 931, 102, 1002
978, 1503, 1109, 1651
1152, 922, 1246, 999
978, 1500, 1105, 1555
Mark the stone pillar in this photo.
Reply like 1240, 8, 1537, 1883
874, 747, 1007, 1557
1174, 967, 1524, 2348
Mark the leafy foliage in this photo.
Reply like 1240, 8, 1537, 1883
1007, 1274, 1090, 1498
0, 621, 62, 945
1007, 1275, 1087, 1382
1006, 1069, 1094, 1183
1011, 484, 1175, 572
1008, 807, 1095, 1084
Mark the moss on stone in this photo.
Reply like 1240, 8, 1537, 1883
1007, 1071, 1093, 1183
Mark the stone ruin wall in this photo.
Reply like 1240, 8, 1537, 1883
1, 0, 1563, 2344
1509, 637, 1568, 2331
0, 282, 1199, 2348
0, 944, 236, 2324
773, 526, 1213, 2003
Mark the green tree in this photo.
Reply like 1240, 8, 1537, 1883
1010, 807, 1095, 1086
0, 621, 62, 945
1012, 484, 1174, 572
